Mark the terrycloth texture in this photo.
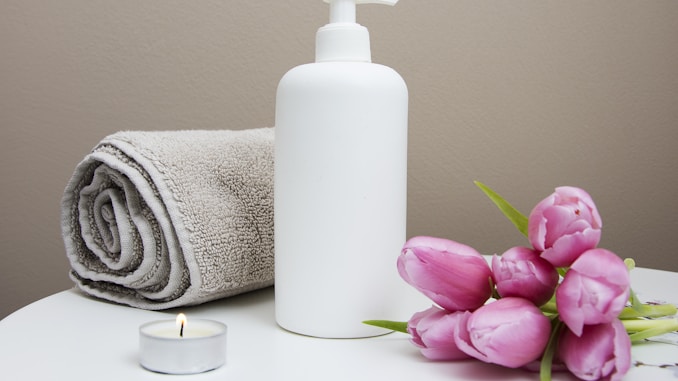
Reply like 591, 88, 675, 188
61, 128, 274, 310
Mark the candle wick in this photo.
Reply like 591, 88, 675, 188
180, 322, 184, 338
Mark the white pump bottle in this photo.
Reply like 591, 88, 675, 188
274, 0, 410, 338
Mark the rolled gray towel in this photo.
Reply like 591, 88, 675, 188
61, 128, 274, 310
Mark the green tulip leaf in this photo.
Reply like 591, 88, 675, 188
474, 181, 529, 237
362, 320, 408, 334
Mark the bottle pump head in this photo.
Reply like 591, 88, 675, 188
316, 0, 399, 63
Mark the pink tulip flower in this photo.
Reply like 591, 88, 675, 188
492, 246, 559, 306
528, 186, 602, 267
407, 306, 470, 361
556, 248, 630, 336
454, 297, 552, 368
558, 319, 631, 381
398, 236, 493, 312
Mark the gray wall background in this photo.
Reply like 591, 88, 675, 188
2, 1, 677, 319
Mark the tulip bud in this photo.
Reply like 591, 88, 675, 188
407, 306, 470, 361
528, 186, 602, 267
558, 319, 631, 381
556, 248, 630, 336
454, 297, 552, 368
492, 246, 559, 306
398, 236, 493, 312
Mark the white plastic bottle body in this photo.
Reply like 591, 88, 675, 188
274, 61, 408, 338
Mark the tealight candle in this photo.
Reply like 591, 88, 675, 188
139, 313, 227, 374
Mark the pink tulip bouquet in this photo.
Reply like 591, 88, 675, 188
365, 182, 678, 381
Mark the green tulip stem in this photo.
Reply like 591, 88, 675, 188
623, 318, 678, 342
618, 303, 677, 319
540, 319, 563, 381
540, 301, 676, 321
540, 301, 558, 315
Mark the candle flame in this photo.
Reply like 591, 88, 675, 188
177, 314, 187, 337
176, 313, 187, 329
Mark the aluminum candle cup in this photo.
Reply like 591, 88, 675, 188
139, 316, 227, 374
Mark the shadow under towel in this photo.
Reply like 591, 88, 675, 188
61, 128, 274, 310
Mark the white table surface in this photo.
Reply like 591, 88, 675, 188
1, 266, 677, 381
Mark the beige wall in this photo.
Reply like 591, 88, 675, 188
2, 1, 677, 319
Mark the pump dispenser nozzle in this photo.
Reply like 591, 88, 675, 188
316, 0, 399, 63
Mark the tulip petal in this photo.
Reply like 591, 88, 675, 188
556, 249, 630, 336
408, 306, 470, 361
454, 298, 551, 368
543, 205, 577, 248
492, 247, 558, 306
528, 187, 602, 267
528, 194, 556, 251
541, 228, 601, 267
554, 186, 602, 229
398, 236, 493, 311
453, 311, 484, 360
559, 320, 631, 381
